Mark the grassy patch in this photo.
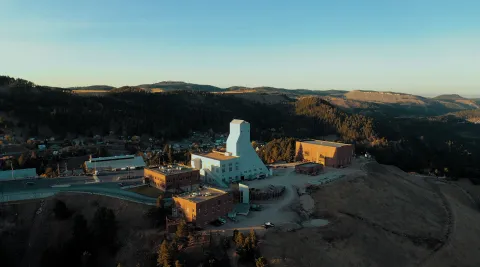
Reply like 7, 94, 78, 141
128, 185, 163, 198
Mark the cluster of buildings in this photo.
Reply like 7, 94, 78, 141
2, 118, 356, 226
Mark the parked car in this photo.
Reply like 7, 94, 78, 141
264, 222, 275, 229
250, 204, 263, 211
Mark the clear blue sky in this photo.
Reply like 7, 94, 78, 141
1, 0, 479, 96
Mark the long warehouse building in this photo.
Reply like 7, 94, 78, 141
84, 155, 146, 171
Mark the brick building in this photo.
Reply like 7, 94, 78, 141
295, 140, 354, 168
173, 187, 234, 226
144, 165, 200, 193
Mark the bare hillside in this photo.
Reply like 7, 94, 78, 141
345, 90, 429, 105
260, 162, 480, 267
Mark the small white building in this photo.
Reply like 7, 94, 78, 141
191, 119, 269, 187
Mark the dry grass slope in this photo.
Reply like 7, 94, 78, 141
260, 162, 453, 267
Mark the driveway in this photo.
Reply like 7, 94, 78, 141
209, 160, 367, 231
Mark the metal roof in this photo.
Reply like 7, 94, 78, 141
85, 155, 145, 169
300, 140, 351, 148
0, 168, 37, 180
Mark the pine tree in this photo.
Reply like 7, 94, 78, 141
255, 257, 267, 267
158, 240, 172, 267
235, 232, 245, 248
249, 229, 258, 248
232, 229, 239, 241
176, 220, 188, 239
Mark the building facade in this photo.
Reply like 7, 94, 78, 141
295, 140, 354, 168
191, 119, 269, 187
173, 187, 234, 226
144, 165, 200, 193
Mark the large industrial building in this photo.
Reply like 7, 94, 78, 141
191, 119, 270, 187
173, 187, 234, 226
144, 165, 200, 193
295, 140, 354, 168
84, 155, 146, 171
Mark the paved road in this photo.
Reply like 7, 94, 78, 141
0, 169, 154, 205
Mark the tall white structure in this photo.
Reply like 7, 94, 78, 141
191, 119, 269, 187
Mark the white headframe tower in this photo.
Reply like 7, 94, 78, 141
226, 119, 251, 157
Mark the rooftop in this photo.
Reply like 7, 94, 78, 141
194, 151, 237, 161
175, 187, 228, 203
89, 155, 136, 162
0, 168, 37, 180
85, 155, 145, 169
231, 119, 248, 125
147, 165, 197, 175
300, 140, 351, 148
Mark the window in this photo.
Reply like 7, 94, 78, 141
217, 200, 221, 205
235, 166, 239, 170
222, 168, 225, 173
229, 163, 232, 166
229, 167, 232, 172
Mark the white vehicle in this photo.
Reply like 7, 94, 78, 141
264, 222, 275, 228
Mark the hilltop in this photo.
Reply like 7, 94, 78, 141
433, 94, 466, 100
64, 79, 478, 116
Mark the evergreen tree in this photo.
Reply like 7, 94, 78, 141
158, 240, 172, 267
175, 220, 188, 239
235, 232, 245, 248
232, 229, 239, 241
249, 229, 258, 249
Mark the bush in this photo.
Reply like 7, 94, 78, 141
53, 199, 70, 220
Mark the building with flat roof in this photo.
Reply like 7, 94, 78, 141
191, 119, 270, 187
0, 168, 37, 181
295, 140, 354, 168
84, 155, 145, 171
144, 165, 200, 193
173, 187, 234, 226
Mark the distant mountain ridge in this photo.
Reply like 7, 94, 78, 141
2, 75, 478, 117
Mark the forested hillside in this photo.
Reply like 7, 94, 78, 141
1, 75, 479, 178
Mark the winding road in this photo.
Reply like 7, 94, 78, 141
0, 170, 156, 205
